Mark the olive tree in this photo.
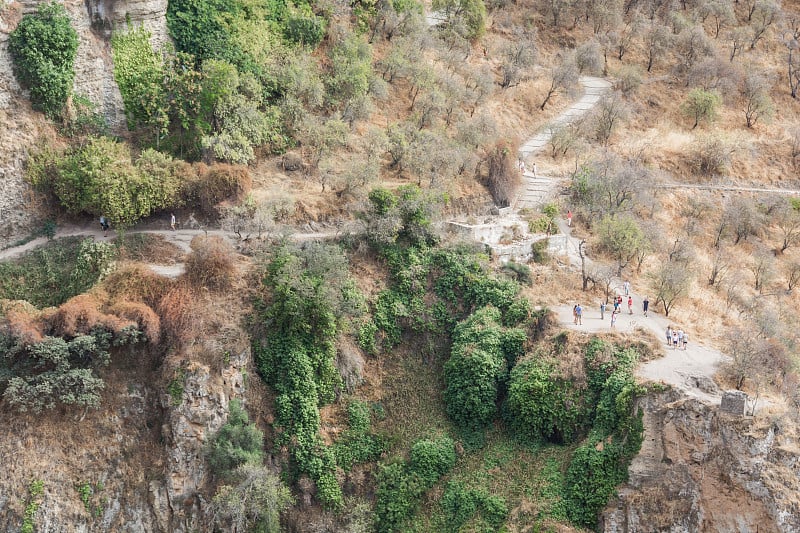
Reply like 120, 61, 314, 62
596, 214, 649, 275
647, 260, 692, 317
540, 56, 579, 110
741, 72, 775, 128
681, 88, 721, 129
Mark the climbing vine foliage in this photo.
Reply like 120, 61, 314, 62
9, 2, 78, 119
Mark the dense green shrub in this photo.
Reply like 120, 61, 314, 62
206, 400, 265, 476
252, 243, 365, 508
28, 137, 180, 227
375, 436, 456, 533
561, 340, 644, 527
408, 436, 456, 485
283, 7, 327, 47
333, 399, 387, 471
505, 356, 589, 443
0, 326, 143, 413
440, 481, 508, 532
443, 306, 526, 432
166, 0, 246, 65
0, 238, 116, 308
111, 27, 167, 138
9, 2, 78, 119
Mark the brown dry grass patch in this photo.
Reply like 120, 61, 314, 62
185, 235, 237, 292
110, 300, 161, 344
115, 233, 184, 264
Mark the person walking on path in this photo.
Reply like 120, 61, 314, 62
627, 296, 633, 314
99, 216, 109, 237
677, 329, 684, 349
666, 326, 672, 346
170, 213, 176, 231
532, 162, 537, 177
600, 301, 606, 320
682, 332, 689, 350
567, 210, 572, 227
623, 280, 630, 295
575, 304, 583, 325
643, 296, 649, 317
613, 297, 620, 313
610, 310, 617, 329
573, 305, 578, 325
671, 329, 679, 349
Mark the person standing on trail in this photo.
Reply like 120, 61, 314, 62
643, 296, 649, 317
613, 297, 620, 313
170, 213, 176, 231
677, 329, 684, 348
623, 280, 630, 295
573, 305, 578, 325
627, 296, 633, 314
532, 162, 537, 177
666, 326, 672, 346
671, 329, 679, 349
600, 301, 606, 320
575, 304, 583, 325
682, 332, 689, 350
610, 310, 617, 329
99, 215, 109, 237
567, 210, 572, 227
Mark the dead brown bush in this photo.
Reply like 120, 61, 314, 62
157, 284, 197, 347
185, 236, 237, 291
189, 163, 252, 217
48, 294, 132, 337
103, 265, 174, 309
1, 301, 45, 344
485, 140, 521, 207
110, 301, 161, 344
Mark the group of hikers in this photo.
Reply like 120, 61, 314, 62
569, 282, 691, 351
666, 326, 689, 350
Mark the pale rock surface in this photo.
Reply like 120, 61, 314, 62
602, 391, 800, 532
0, 0, 167, 247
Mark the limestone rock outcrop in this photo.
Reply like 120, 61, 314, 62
602, 391, 800, 532
0, 0, 167, 247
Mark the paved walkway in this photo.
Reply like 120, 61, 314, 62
515, 76, 612, 210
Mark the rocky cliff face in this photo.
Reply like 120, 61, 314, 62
602, 390, 800, 533
0, 0, 167, 247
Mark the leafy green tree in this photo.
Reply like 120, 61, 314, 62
432, 0, 487, 40
111, 27, 168, 141
444, 306, 526, 432
283, 5, 327, 46
33, 137, 179, 227
596, 214, 648, 275
9, 2, 78, 119
166, 0, 245, 65
207, 400, 265, 475
681, 87, 721, 129
506, 356, 589, 443
0, 330, 141, 413
327, 33, 373, 112
211, 464, 293, 533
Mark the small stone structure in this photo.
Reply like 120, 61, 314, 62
720, 390, 747, 416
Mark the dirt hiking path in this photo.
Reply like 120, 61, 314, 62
548, 218, 728, 404
0, 222, 339, 278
